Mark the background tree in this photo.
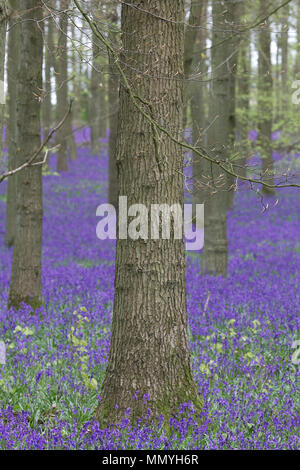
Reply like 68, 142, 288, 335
89, 0, 102, 154
0, 0, 7, 162
107, 5, 119, 209
201, 0, 230, 276
56, 0, 70, 171
257, 0, 275, 193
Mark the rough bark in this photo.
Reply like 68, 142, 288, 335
56, 0, 69, 172
202, 0, 230, 277
8, 0, 43, 310
257, 0, 274, 194
95, 0, 202, 427
5, 0, 19, 246
107, 8, 119, 209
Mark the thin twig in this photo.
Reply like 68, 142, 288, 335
0, 101, 72, 184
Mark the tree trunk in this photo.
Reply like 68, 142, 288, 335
108, 8, 119, 209
56, 0, 69, 172
226, 0, 243, 209
43, 13, 54, 138
257, 0, 274, 194
202, 0, 230, 277
280, 5, 289, 115
236, 32, 251, 179
295, 3, 300, 79
190, 0, 210, 207
95, 0, 202, 427
90, 28, 101, 154
98, 73, 107, 138
183, 0, 203, 129
5, 0, 19, 246
8, 0, 43, 310
0, 0, 7, 163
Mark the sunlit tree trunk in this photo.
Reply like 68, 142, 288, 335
8, 0, 43, 310
5, 0, 19, 246
202, 0, 230, 277
95, 0, 202, 427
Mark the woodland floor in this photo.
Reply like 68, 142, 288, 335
0, 131, 299, 449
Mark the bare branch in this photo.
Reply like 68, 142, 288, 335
0, 101, 72, 184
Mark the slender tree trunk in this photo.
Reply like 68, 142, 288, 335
183, 0, 203, 129
202, 0, 230, 277
56, 0, 69, 172
295, 3, 300, 79
280, 5, 289, 115
5, 0, 19, 246
186, 0, 209, 208
8, 0, 43, 310
99, 73, 107, 138
0, 0, 7, 162
226, 0, 243, 209
108, 8, 119, 209
43, 14, 54, 138
90, 27, 101, 154
236, 32, 251, 179
95, 0, 202, 427
275, 32, 281, 123
257, 0, 274, 194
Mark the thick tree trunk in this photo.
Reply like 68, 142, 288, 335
56, 0, 69, 172
257, 0, 274, 194
202, 0, 230, 277
108, 8, 119, 209
8, 0, 43, 310
95, 0, 202, 427
0, 0, 7, 162
5, 0, 19, 246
